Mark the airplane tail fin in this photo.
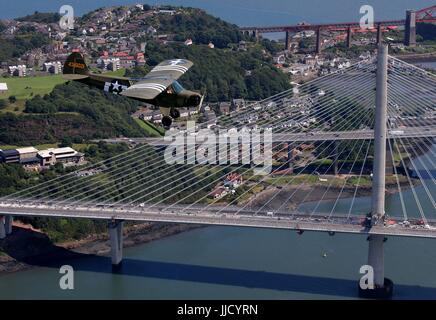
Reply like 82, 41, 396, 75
63, 52, 90, 80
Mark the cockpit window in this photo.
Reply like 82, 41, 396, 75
172, 81, 184, 94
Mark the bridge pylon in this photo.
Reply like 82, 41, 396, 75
4, 216, 12, 235
376, 24, 383, 45
358, 44, 393, 299
346, 26, 353, 48
285, 31, 291, 51
316, 27, 322, 54
0, 216, 5, 239
108, 220, 124, 267
405, 10, 417, 47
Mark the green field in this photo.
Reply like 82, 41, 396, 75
134, 118, 165, 137
0, 69, 126, 103
104, 68, 127, 77
0, 75, 67, 101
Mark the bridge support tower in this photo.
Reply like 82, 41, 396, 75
0, 215, 12, 240
316, 28, 322, 54
252, 30, 260, 42
285, 31, 291, 51
108, 220, 124, 267
376, 24, 383, 45
358, 44, 393, 299
405, 10, 417, 47
0, 216, 5, 239
346, 26, 353, 48
4, 216, 12, 235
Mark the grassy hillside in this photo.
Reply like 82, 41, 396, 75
133, 118, 165, 137
141, 42, 291, 102
0, 75, 67, 101
0, 81, 148, 145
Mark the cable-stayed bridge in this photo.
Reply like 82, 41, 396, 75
0, 46, 434, 298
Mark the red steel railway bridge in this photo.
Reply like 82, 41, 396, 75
240, 6, 436, 53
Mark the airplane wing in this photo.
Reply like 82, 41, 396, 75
121, 59, 194, 100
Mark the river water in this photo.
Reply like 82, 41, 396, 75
1, 227, 436, 300
2, 0, 435, 25
0, 0, 435, 300
416, 62, 436, 70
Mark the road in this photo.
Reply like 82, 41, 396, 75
99, 126, 436, 146
1, 201, 436, 239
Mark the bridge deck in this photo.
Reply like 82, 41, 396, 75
1, 202, 436, 239
101, 127, 436, 146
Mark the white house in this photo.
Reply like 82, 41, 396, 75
0, 83, 8, 94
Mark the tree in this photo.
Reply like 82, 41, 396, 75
8, 96, 16, 104
417, 23, 436, 42
60, 136, 73, 148
0, 99, 7, 110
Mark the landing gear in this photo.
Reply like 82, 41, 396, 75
162, 116, 172, 129
170, 108, 180, 119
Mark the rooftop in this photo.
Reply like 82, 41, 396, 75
38, 147, 79, 158
16, 147, 38, 154
0, 149, 19, 156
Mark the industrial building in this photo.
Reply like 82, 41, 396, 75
0, 147, 39, 164
0, 149, 20, 163
0, 146, 84, 168
37, 147, 85, 166
17, 147, 40, 165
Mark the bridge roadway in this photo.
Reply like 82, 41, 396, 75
1, 201, 436, 239
101, 126, 436, 146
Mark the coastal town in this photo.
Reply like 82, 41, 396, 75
0, 4, 412, 129
0, 5, 365, 78
1, 4, 434, 142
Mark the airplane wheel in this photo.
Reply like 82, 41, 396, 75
170, 109, 180, 119
162, 116, 172, 129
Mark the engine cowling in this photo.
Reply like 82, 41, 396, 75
186, 94, 201, 107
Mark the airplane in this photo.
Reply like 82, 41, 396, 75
63, 52, 204, 129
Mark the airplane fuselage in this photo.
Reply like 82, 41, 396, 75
77, 74, 200, 110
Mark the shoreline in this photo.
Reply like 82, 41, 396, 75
394, 52, 436, 64
243, 179, 414, 212
0, 222, 201, 275
0, 179, 418, 275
